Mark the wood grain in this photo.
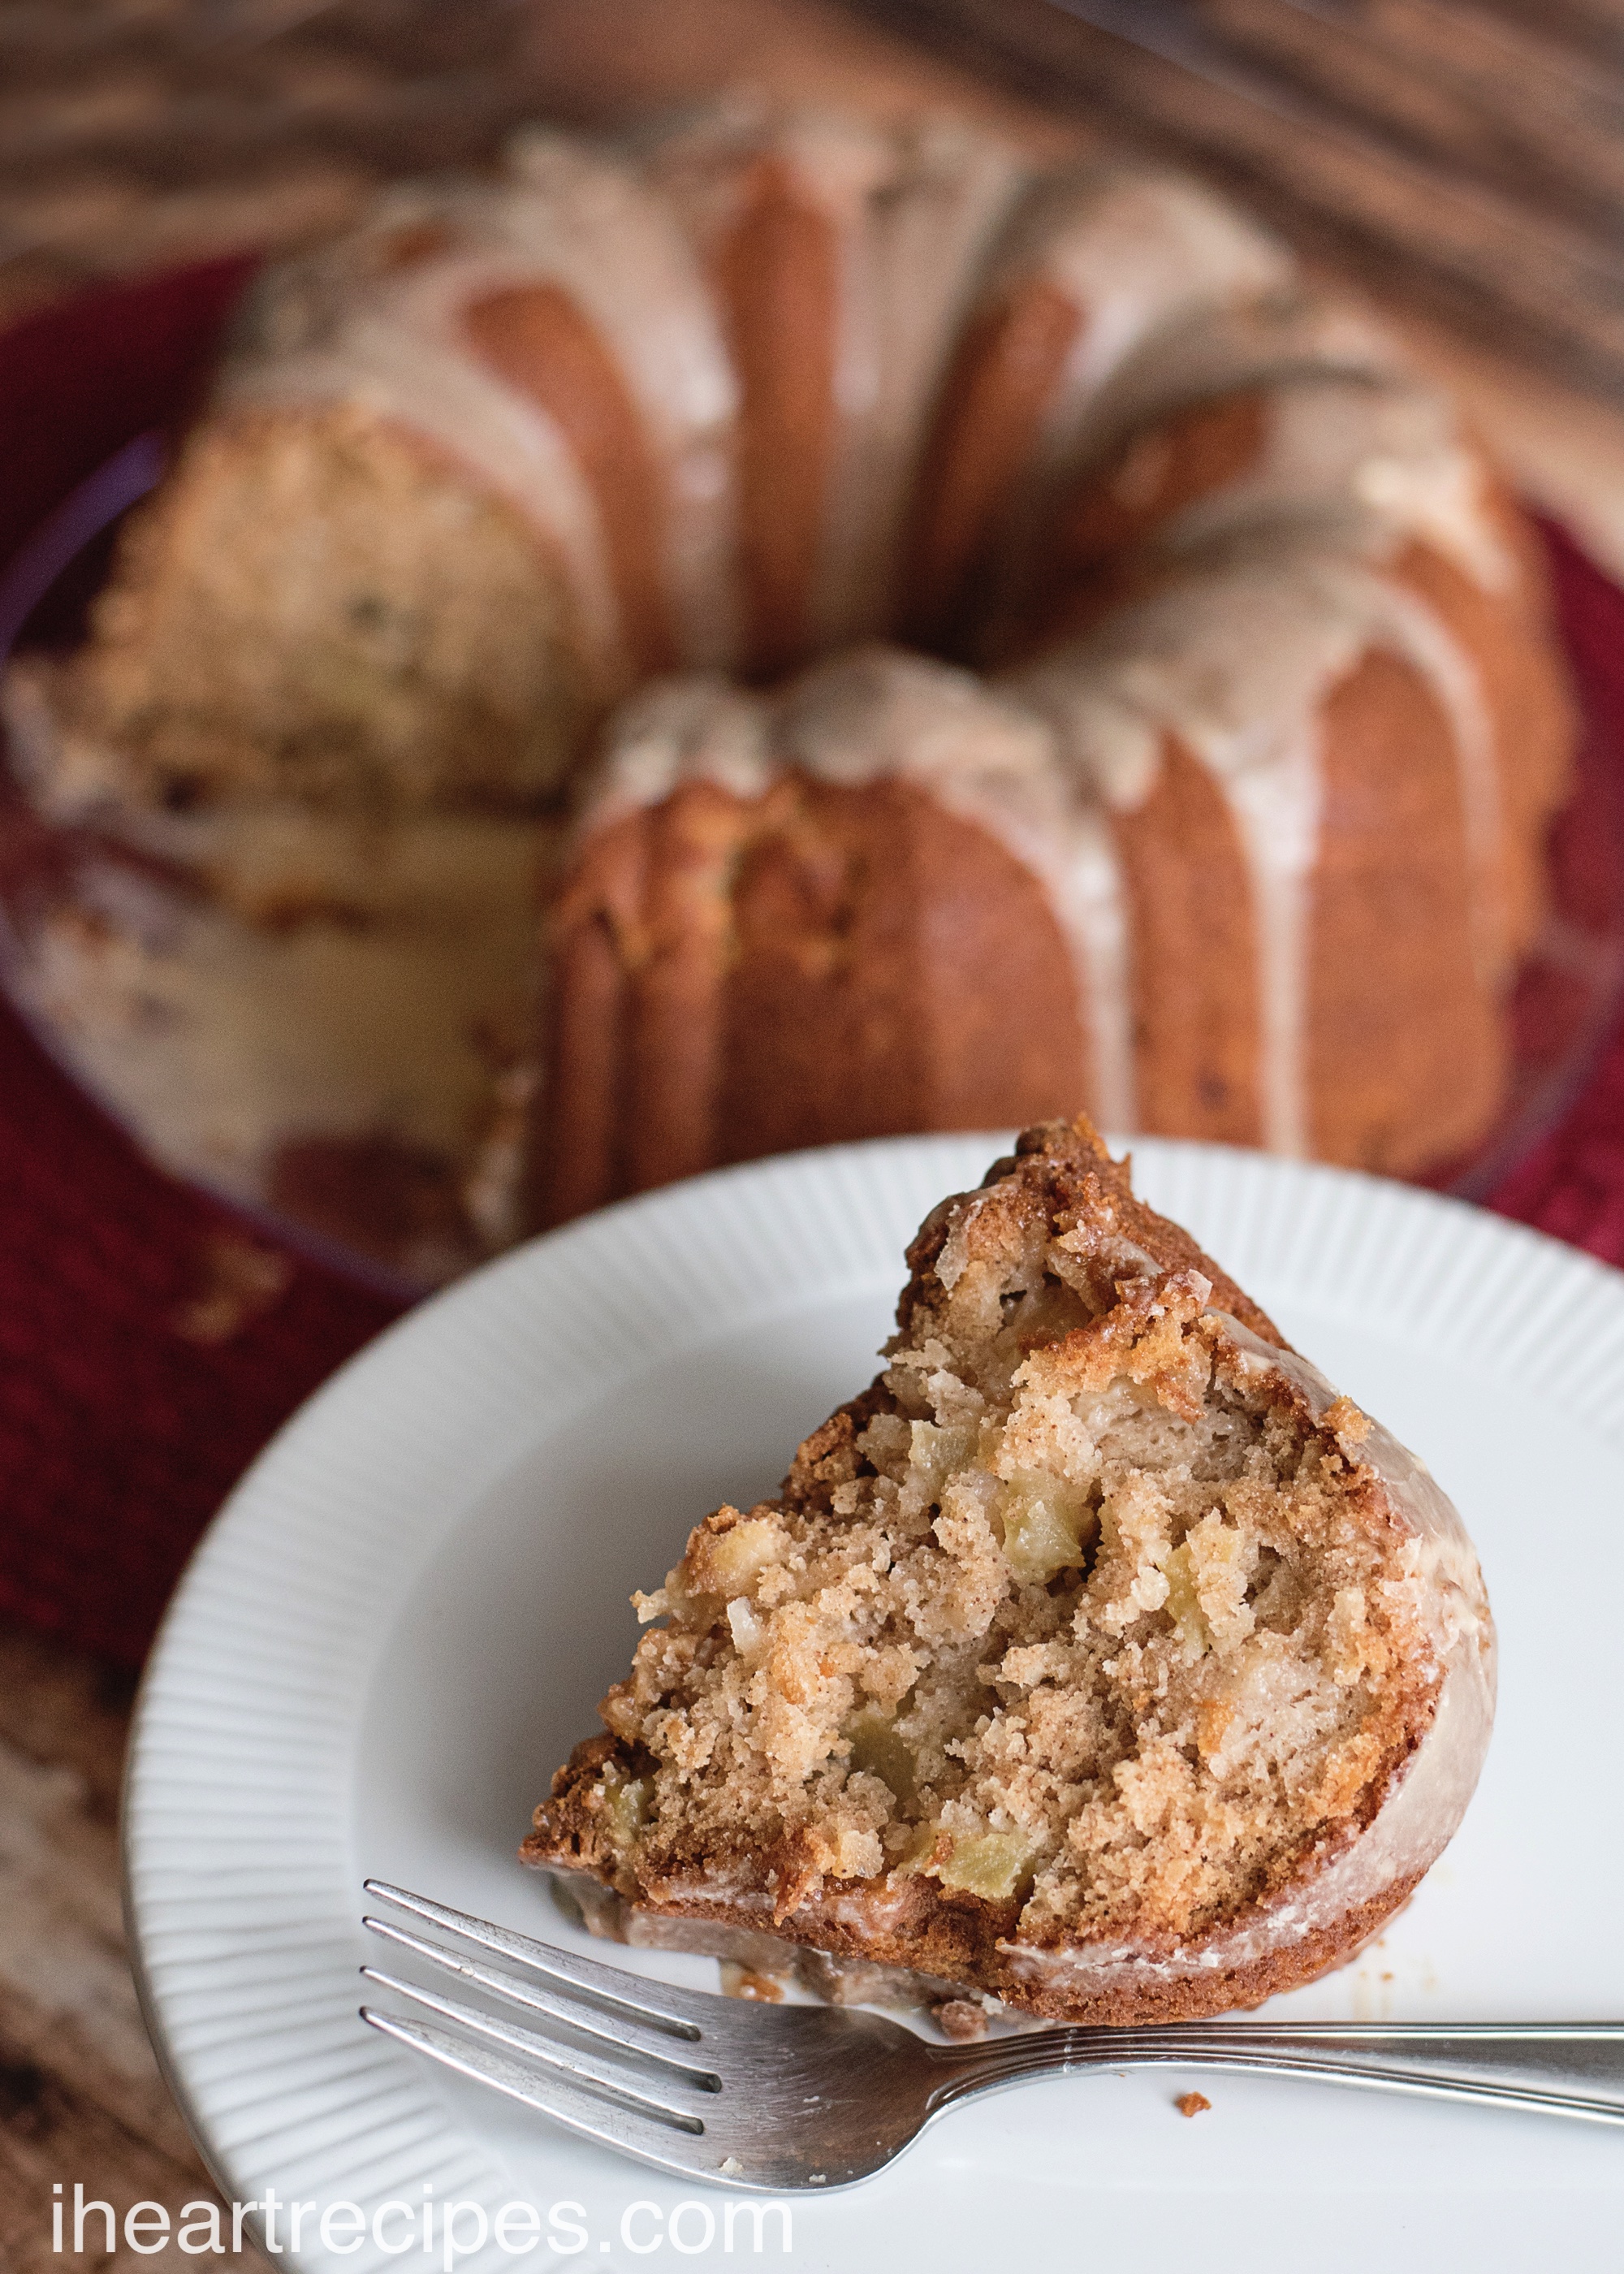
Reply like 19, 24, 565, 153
2, 6, 1624, 2247
0, 1618, 266, 2273
836, 0, 1624, 394
514, 0, 1624, 573
8, 0, 1624, 567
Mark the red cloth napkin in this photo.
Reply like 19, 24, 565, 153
1, 273, 1621, 1670
1490, 523, 1624, 1260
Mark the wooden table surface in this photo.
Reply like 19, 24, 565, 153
517, 0, 1624, 577
0, 1617, 263, 2271
8, 0, 1624, 564
7, 0, 1624, 2258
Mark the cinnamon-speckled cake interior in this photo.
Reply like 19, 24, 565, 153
525, 1118, 1492, 2024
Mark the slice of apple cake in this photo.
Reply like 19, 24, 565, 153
525, 1118, 1493, 2024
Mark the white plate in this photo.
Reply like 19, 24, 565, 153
125, 1135, 1624, 2274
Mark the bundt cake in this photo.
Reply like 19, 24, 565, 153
0, 726, 542, 1278
0, 102, 1576, 1269
526, 1116, 1496, 2026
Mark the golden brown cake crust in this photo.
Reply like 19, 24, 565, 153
894, 1115, 1284, 1351
710, 154, 842, 680
903, 280, 1085, 654
528, 777, 1091, 1230
532, 1843, 1422, 2027
8, 112, 1580, 1269
464, 283, 680, 677
524, 1118, 1488, 2026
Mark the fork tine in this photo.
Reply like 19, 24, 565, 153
360, 1965, 719, 2121
360, 2008, 737, 2188
361, 1919, 723, 2084
362, 1879, 711, 2037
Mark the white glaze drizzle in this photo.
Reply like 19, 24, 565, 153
991, 170, 1294, 568
1260, 378, 1515, 594
747, 115, 904, 650
1353, 568, 1507, 987
228, 246, 629, 690
1037, 811, 1136, 1135
574, 673, 774, 839
215, 112, 1512, 1162
1224, 720, 1322, 1157
1078, 313, 1518, 598
650, 110, 1029, 656
1015, 169, 1294, 417
810, 123, 1030, 645
776, 653, 1124, 1131
577, 525, 1502, 1161
650, 106, 896, 664
574, 648, 1128, 1122
1009, 546, 1504, 1155
503, 130, 741, 667
223, 139, 742, 681
1060, 286, 1395, 469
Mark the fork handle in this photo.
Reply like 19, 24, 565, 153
930, 2024, 1624, 2126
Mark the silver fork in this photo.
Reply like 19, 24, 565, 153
359, 1879, 1624, 2194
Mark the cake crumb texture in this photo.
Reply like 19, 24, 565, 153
525, 1117, 1491, 2022
59, 405, 594, 814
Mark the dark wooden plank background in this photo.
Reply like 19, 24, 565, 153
4, 2, 1624, 2261
0, 1616, 264, 2271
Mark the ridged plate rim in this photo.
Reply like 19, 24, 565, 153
123, 1134, 1624, 2269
